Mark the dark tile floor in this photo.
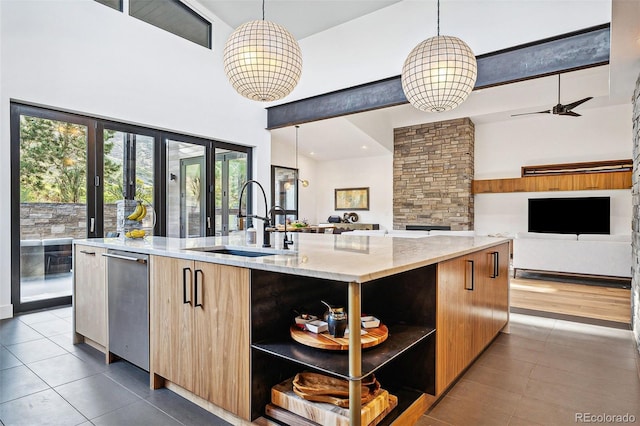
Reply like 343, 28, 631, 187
0, 307, 231, 426
1, 308, 638, 426
419, 313, 640, 426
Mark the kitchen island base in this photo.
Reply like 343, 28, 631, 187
72, 235, 510, 425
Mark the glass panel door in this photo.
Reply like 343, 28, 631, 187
103, 128, 156, 237
180, 156, 205, 237
17, 115, 88, 306
166, 140, 206, 238
215, 149, 248, 236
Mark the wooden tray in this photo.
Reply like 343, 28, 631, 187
270, 377, 397, 426
290, 324, 388, 350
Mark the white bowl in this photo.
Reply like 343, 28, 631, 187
305, 320, 328, 334
361, 316, 380, 328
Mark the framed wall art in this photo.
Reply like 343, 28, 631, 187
334, 187, 369, 211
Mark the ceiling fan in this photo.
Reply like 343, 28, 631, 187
511, 74, 593, 117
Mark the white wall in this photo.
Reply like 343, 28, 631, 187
0, 0, 268, 317
287, 0, 610, 102
314, 156, 393, 230
474, 103, 633, 236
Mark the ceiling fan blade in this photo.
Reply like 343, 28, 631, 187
562, 96, 593, 111
511, 110, 551, 117
559, 111, 581, 117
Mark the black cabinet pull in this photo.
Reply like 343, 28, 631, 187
465, 260, 475, 291
80, 250, 96, 255
182, 267, 191, 304
490, 251, 499, 278
194, 269, 203, 308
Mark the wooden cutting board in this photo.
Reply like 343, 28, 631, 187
271, 377, 397, 426
290, 324, 388, 350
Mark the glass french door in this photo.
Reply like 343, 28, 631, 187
166, 139, 207, 238
215, 149, 249, 236
101, 125, 158, 238
166, 140, 250, 238
11, 103, 252, 312
11, 105, 94, 312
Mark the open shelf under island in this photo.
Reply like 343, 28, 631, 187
72, 232, 510, 425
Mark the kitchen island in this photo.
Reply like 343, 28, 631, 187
72, 232, 510, 425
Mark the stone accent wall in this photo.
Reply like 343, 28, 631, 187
632, 74, 640, 355
393, 118, 474, 230
20, 203, 118, 240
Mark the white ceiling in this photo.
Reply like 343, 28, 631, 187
196, 0, 640, 162
196, 0, 402, 40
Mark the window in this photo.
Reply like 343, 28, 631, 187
129, 0, 211, 49
94, 0, 123, 12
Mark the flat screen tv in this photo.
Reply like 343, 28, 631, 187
528, 197, 610, 235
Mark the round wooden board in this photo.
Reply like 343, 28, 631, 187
290, 324, 388, 351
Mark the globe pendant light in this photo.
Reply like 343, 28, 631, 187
401, 0, 477, 112
223, 0, 302, 102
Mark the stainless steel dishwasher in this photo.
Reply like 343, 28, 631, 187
104, 249, 149, 371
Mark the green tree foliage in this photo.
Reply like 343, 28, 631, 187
19, 116, 121, 203
20, 117, 87, 202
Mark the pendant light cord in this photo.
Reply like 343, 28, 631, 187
262, 0, 265, 20
437, 0, 440, 36
295, 125, 299, 170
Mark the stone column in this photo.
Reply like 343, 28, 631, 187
393, 118, 474, 231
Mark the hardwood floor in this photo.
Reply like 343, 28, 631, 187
510, 272, 631, 324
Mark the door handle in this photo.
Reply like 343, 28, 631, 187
207, 217, 211, 229
194, 269, 203, 308
490, 251, 499, 278
182, 267, 192, 304
102, 253, 147, 264
465, 260, 475, 291
90, 217, 95, 233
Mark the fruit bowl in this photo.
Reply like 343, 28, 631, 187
117, 200, 156, 238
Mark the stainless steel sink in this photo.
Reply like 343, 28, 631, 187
202, 248, 274, 257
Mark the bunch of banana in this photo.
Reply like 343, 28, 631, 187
125, 229, 146, 239
127, 201, 147, 221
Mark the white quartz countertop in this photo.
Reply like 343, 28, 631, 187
74, 233, 510, 283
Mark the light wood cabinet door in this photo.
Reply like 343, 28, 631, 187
150, 255, 195, 392
150, 257, 251, 420
470, 250, 493, 356
436, 242, 510, 395
74, 245, 107, 346
436, 255, 473, 394
193, 261, 251, 420
490, 243, 510, 336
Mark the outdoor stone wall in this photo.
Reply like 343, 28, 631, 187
632, 74, 640, 355
393, 118, 474, 231
20, 203, 118, 240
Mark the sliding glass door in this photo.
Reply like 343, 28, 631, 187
11, 105, 94, 312
166, 138, 207, 238
215, 149, 249, 236
102, 125, 158, 238
11, 103, 252, 313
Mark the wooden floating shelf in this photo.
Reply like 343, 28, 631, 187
289, 324, 389, 351
472, 170, 632, 194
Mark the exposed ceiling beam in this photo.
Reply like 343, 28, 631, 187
266, 24, 610, 130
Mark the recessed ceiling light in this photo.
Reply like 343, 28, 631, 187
309, 152, 315, 156
361, 145, 368, 149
